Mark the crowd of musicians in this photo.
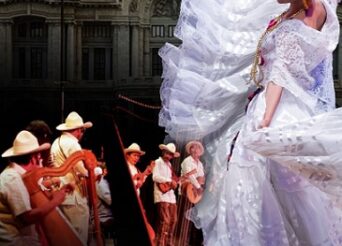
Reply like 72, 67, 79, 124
0, 111, 206, 246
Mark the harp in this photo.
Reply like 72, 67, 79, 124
22, 150, 103, 246
99, 112, 154, 245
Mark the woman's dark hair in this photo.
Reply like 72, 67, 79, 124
26, 120, 52, 144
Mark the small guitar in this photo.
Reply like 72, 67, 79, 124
157, 169, 197, 193
186, 183, 203, 204
133, 161, 155, 189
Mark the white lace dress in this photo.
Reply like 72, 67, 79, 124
159, 0, 342, 245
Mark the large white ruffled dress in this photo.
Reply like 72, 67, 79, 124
159, 0, 342, 245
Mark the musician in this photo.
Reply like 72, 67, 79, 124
0, 130, 71, 245
125, 143, 156, 242
50, 111, 92, 244
181, 141, 205, 196
124, 143, 146, 195
25, 120, 53, 167
180, 140, 205, 246
93, 167, 115, 242
152, 143, 180, 246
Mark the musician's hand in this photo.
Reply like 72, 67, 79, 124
42, 177, 61, 189
196, 187, 204, 195
51, 177, 61, 187
171, 180, 178, 189
133, 173, 140, 181
136, 179, 144, 189
61, 183, 75, 194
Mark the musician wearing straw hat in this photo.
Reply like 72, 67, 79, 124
152, 143, 180, 246
50, 111, 93, 244
181, 141, 205, 198
179, 140, 205, 246
124, 143, 146, 196
0, 131, 72, 245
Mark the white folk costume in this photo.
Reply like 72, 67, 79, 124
159, 0, 342, 245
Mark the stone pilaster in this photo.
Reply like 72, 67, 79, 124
0, 20, 12, 84
143, 27, 151, 77
131, 24, 139, 77
111, 23, 119, 85
75, 22, 82, 81
47, 20, 61, 81
66, 22, 75, 82
117, 24, 130, 81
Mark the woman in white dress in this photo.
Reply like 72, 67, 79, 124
159, 0, 342, 245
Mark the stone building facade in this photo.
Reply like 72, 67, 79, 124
0, 0, 180, 93
0, 0, 341, 145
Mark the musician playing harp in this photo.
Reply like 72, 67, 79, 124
50, 111, 93, 244
0, 131, 73, 245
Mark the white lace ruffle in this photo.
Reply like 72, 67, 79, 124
159, 0, 287, 142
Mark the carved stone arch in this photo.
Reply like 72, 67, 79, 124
8, 13, 49, 22
141, 0, 155, 20
151, 0, 180, 18
129, 0, 139, 13
141, 0, 180, 21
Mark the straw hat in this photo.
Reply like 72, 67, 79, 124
124, 143, 146, 155
159, 143, 180, 158
56, 111, 93, 131
2, 130, 51, 158
185, 141, 204, 156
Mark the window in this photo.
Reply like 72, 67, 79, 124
12, 17, 47, 80
82, 49, 89, 80
82, 22, 112, 39
82, 22, 113, 81
82, 48, 112, 81
18, 48, 26, 78
152, 48, 162, 76
152, 25, 165, 38
31, 48, 43, 79
94, 48, 106, 80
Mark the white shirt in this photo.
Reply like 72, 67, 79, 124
0, 163, 40, 245
152, 157, 176, 204
127, 162, 141, 196
181, 155, 205, 189
95, 177, 113, 223
50, 132, 88, 205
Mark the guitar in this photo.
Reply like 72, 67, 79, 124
133, 161, 155, 189
185, 176, 205, 204
186, 183, 203, 204
157, 169, 197, 193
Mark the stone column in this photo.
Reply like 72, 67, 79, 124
66, 22, 75, 82
111, 23, 119, 85
131, 24, 139, 77
0, 20, 13, 84
143, 27, 151, 77
47, 21, 61, 81
75, 22, 82, 82
117, 24, 130, 81
138, 26, 144, 76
